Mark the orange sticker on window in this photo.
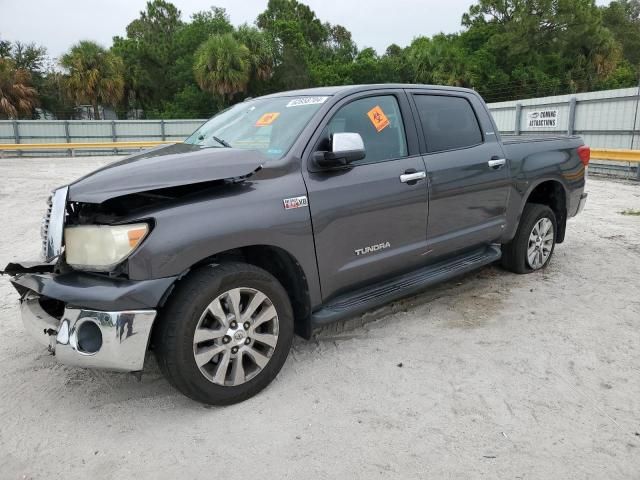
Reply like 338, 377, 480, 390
367, 106, 390, 132
255, 112, 280, 126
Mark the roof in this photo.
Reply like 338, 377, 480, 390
258, 84, 477, 99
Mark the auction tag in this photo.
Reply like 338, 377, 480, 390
286, 96, 328, 108
255, 112, 280, 126
367, 106, 390, 132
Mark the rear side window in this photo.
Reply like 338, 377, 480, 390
413, 95, 483, 153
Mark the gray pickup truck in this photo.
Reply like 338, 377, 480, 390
5, 84, 589, 405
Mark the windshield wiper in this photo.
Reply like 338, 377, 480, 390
196, 135, 232, 148
211, 135, 232, 148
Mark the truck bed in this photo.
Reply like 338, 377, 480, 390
501, 134, 582, 145
501, 134, 584, 160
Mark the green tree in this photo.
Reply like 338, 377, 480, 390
378, 44, 411, 84
256, 0, 368, 89
111, 0, 183, 113
602, 0, 640, 68
308, 23, 359, 85
0, 39, 11, 58
60, 41, 125, 120
233, 25, 275, 96
257, 0, 329, 89
407, 34, 472, 86
459, 0, 627, 99
0, 57, 38, 119
170, 7, 234, 90
158, 84, 216, 118
345, 48, 385, 84
325, 24, 358, 63
11, 42, 48, 73
38, 70, 76, 118
149, 7, 236, 118
193, 33, 251, 105
0, 40, 56, 116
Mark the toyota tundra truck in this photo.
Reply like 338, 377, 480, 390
4, 84, 589, 405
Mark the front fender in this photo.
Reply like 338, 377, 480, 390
124, 168, 322, 307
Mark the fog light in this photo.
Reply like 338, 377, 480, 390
76, 321, 102, 354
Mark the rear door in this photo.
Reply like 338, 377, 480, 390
302, 91, 429, 301
409, 91, 510, 260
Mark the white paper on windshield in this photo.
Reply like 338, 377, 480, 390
286, 96, 329, 108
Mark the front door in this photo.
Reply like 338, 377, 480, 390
303, 92, 429, 301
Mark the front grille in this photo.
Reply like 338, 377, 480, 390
41, 186, 68, 262
41, 194, 53, 260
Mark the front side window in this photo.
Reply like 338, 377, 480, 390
322, 95, 408, 164
413, 95, 483, 153
186, 95, 329, 159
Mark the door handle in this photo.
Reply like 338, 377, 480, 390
399, 171, 426, 183
488, 158, 506, 169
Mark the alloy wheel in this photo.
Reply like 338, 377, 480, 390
526, 217, 554, 270
192, 287, 279, 386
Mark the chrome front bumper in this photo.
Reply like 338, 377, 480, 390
21, 293, 156, 372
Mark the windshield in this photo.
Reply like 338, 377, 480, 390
185, 95, 330, 159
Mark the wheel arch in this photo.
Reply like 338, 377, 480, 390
159, 244, 314, 339
522, 179, 568, 243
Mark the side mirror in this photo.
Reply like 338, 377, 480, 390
313, 132, 366, 168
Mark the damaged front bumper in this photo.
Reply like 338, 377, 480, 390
21, 293, 156, 371
6, 263, 177, 372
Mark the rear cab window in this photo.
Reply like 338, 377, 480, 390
413, 95, 483, 153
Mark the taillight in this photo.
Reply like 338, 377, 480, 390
577, 146, 590, 166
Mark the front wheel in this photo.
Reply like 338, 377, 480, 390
501, 203, 557, 274
154, 262, 294, 405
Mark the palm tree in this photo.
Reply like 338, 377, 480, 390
193, 33, 251, 104
0, 57, 38, 119
234, 25, 275, 84
60, 41, 124, 120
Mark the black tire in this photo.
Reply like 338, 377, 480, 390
501, 203, 557, 274
154, 262, 294, 405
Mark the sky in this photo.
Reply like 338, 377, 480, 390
0, 0, 479, 59
0, 0, 612, 60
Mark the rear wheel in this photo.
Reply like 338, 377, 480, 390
154, 262, 294, 405
501, 203, 557, 274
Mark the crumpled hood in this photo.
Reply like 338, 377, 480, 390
68, 143, 266, 203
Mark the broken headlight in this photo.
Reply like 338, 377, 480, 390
64, 223, 149, 271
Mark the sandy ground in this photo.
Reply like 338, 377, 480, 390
0, 156, 639, 480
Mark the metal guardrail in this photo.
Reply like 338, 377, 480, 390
590, 149, 640, 179
0, 119, 206, 145
0, 140, 176, 157
590, 148, 640, 163
0, 140, 175, 151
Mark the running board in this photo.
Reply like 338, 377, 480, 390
311, 245, 501, 328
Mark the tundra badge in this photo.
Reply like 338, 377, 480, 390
355, 242, 391, 256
